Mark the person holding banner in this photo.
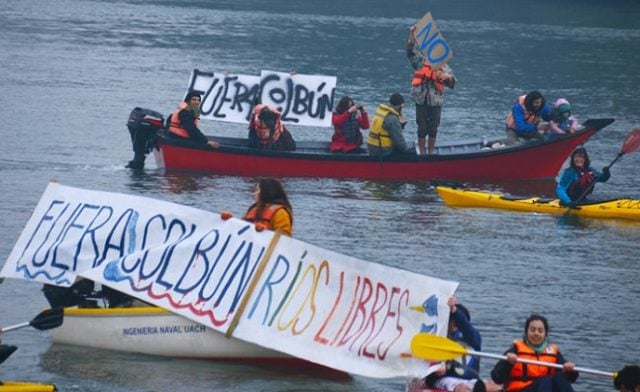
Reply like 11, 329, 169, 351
505, 90, 552, 145
367, 93, 413, 156
330, 96, 369, 153
424, 296, 493, 392
490, 314, 578, 392
168, 90, 220, 149
407, 25, 456, 155
241, 178, 293, 236
248, 104, 296, 151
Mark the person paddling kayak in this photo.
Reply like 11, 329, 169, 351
556, 146, 610, 207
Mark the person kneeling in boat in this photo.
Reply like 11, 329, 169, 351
221, 178, 293, 236
367, 93, 414, 156
330, 96, 369, 153
614, 365, 640, 392
168, 90, 220, 150
491, 314, 578, 392
248, 104, 296, 151
556, 146, 610, 208
505, 91, 552, 145
424, 297, 498, 392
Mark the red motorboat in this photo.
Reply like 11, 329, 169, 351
127, 109, 613, 181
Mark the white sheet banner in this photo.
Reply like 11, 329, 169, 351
1, 183, 458, 378
188, 69, 261, 124
187, 69, 336, 127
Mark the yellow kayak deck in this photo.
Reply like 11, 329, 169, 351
0, 381, 56, 392
436, 186, 640, 221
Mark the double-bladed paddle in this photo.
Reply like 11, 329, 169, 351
410, 333, 615, 378
0, 308, 64, 334
571, 128, 640, 207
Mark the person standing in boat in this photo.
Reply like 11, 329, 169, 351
367, 93, 413, 156
424, 296, 499, 392
222, 178, 293, 236
491, 314, 579, 392
505, 90, 552, 145
614, 365, 640, 392
330, 96, 369, 153
168, 90, 220, 149
556, 146, 610, 207
407, 24, 456, 155
248, 104, 296, 151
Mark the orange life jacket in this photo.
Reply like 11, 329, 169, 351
168, 102, 199, 138
411, 61, 445, 93
250, 104, 285, 145
505, 95, 541, 131
506, 340, 559, 391
243, 203, 286, 230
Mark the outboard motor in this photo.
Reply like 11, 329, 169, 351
125, 107, 165, 169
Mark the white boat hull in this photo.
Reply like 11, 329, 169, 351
51, 307, 289, 360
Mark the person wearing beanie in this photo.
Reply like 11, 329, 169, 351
491, 314, 578, 392
505, 90, 552, 145
547, 98, 579, 139
556, 146, 610, 207
424, 296, 499, 392
614, 365, 640, 392
407, 24, 456, 155
367, 92, 413, 156
167, 90, 220, 150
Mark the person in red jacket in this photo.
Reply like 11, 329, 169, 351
330, 96, 369, 153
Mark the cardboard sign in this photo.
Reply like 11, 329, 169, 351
413, 12, 453, 69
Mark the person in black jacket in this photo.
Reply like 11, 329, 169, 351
167, 90, 219, 149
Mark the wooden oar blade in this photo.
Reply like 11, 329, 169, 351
621, 128, 640, 155
410, 333, 468, 361
29, 308, 64, 331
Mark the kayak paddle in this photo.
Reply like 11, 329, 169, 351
410, 333, 615, 378
572, 128, 640, 206
0, 308, 64, 334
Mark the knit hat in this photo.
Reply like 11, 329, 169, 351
184, 90, 203, 103
554, 98, 571, 115
389, 92, 404, 106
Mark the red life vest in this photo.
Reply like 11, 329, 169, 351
249, 104, 285, 145
505, 95, 541, 131
411, 61, 445, 93
243, 203, 286, 230
507, 340, 559, 391
168, 103, 199, 138
568, 168, 596, 201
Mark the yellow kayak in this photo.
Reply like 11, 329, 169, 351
436, 186, 640, 221
0, 381, 56, 392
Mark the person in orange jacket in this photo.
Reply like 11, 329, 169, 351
491, 314, 578, 392
167, 90, 220, 149
221, 178, 293, 236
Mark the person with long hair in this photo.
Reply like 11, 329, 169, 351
556, 146, 610, 207
330, 96, 369, 153
242, 178, 293, 236
505, 90, 552, 145
491, 314, 578, 392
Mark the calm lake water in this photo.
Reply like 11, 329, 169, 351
1, 1, 639, 391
